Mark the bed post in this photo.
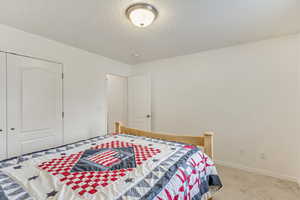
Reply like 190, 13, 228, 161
205, 125, 214, 200
204, 132, 214, 159
115, 122, 121, 134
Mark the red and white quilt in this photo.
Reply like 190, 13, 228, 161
0, 134, 222, 200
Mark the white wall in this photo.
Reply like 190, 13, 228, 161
133, 34, 300, 182
297, 35, 300, 187
0, 24, 131, 144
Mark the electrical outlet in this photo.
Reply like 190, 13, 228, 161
260, 153, 266, 160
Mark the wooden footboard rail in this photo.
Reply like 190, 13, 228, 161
115, 122, 214, 159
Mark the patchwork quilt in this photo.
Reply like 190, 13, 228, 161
0, 134, 222, 200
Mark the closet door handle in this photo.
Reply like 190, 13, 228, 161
0, 129, 2, 132
10, 128, 15, 131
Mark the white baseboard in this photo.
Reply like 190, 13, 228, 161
215, 160, 298, 183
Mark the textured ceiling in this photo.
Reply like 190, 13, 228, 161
0, 0, 299, 64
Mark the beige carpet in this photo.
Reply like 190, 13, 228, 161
213, 165, 300, 200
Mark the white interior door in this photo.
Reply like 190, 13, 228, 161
0, 53, 6, 160
128, 74, 151, 131
106, 74, 128, 133
7, 54, 63, 157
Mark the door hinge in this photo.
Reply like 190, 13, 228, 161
62, 112, 65, 119
62, 73, 64, 79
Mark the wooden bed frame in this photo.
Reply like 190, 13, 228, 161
115, 122, 214, 159
115, 122, 215, 200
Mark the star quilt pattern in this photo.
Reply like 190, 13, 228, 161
37, 141, 160, 196
0, 134, 222, 200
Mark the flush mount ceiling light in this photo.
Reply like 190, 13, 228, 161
126, 3, 158, 28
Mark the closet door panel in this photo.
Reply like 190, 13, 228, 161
0, 53, 6, 160
7, 54, 63, 157
0, 135, 6, 160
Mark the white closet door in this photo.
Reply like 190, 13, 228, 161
7, 54, 63, 157
0, 53, 6, 160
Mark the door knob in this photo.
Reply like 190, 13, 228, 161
146, 114, 151, 118
10, 128, 15, 131
0, 129, 2, 132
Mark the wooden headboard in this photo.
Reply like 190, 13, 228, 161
115, 122, 214, 159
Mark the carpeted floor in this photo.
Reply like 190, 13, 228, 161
213, 165, 300, 200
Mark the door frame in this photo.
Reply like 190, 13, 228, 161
0, 53, 7, 159
105, 73, 128, 134
1, 51, 65, 150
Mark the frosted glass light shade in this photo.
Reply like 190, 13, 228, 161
126, 3, 158, 28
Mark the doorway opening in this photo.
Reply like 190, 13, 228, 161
106, 74, 128, 133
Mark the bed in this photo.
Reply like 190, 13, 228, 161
0, 122, 222, 200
